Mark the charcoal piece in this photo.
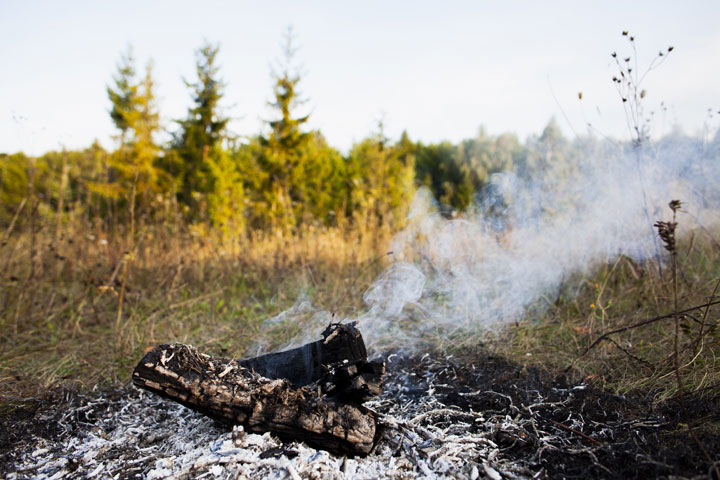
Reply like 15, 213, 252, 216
237, 322, 368, 386
132, 323, 384, 455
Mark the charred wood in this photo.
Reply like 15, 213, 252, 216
237, 323, 369, 386
132, 324, 384, 455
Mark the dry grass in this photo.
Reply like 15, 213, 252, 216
0, 218, 393, 401
492, 228, 720, 404
1, 208, 718, 413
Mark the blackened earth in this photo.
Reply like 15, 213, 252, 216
1, 350, 719, 479
385, 352, 720, 479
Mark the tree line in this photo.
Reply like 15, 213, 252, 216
3, 36, 715, 237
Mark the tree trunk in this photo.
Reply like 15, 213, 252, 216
132, 323, 384, 456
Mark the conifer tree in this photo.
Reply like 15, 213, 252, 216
172, 42, 229, 215
346, 125, 416, 229
129, 61, 162, 206
415, 141, 474, 213
207, 148, 246, 237
295, 131, 346, 225
107, 46, 137, 149
259, 28, 311, 232
103, 48, 163, 215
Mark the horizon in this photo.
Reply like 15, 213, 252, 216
2, 0, 719, 155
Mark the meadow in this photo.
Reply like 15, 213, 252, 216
1, 203, 718, 412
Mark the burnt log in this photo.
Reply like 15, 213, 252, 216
132, 323, 384, 455
237, 322, 369, 386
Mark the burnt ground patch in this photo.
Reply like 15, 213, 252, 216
1, 350, 719, 479
382, 351, 720, 479
0, 389, 77, 470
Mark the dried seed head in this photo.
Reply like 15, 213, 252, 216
654, 220, 677, 253
668, 199, 683, 212
622, 30, 628, 36
655, 200, 682, 254
668, 46, 674, 52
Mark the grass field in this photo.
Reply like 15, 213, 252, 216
1, 213, 718, 414
0, 220, 392, 399
497, 230, 720, 404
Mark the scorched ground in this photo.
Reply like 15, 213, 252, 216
2, 350, 719, 479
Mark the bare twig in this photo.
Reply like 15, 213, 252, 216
571, 299, 720, 365
606, 337, 654, 369
547, 419, 603, 446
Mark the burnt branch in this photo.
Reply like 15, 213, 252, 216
132, 323, 384, 456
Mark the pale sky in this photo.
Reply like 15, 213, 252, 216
1, 0, 719, 155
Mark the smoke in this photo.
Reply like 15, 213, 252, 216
256, 132, 719, 354
357, 134, 720, 349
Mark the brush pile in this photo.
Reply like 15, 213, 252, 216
3, 349, 720, 478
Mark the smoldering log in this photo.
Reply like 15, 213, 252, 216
237, 322, 370, 386
132, 324, 384, 455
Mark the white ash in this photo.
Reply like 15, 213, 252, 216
4, 354, 674, 479
6, 394, 518, 479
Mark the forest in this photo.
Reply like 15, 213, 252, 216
5, 39, 691, 237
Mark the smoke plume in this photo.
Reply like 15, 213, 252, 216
357, 134, 719, 349
260, 133, 720, 353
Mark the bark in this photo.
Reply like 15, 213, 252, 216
132, 323, 384, 455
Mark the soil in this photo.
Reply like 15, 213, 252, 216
1, 349, 719, 479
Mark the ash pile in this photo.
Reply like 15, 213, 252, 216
4, 349, 719, 479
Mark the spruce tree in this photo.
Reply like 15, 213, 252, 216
415, 141, 474, 213
346, 125, 416, 229
104, 49, 163, 215
129, 61, 162, 207
172, 42, 229, 216
207, 148, 246, 238
259, 28, 311, 232
107, 46, 137, 149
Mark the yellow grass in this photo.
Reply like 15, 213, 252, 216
0, 218, 393, 400
1, 213, 718, 410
